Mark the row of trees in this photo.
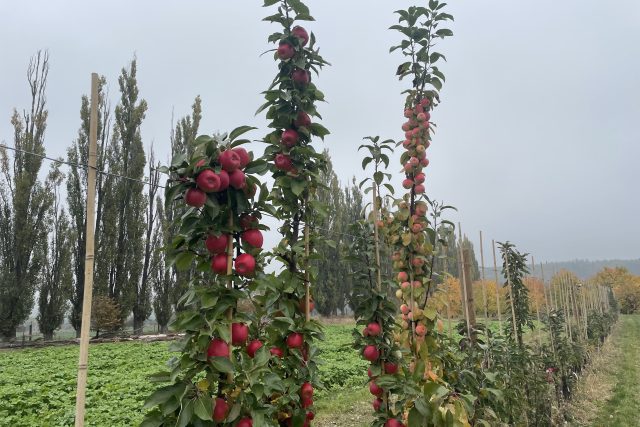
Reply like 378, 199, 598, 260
0, 51, 205, 341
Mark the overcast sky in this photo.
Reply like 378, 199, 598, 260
1, 1, 638, 263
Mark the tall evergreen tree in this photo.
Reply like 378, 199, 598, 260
151, 200, 172, 333
66, 76, 110, 336
166, 97, 202, 310
94, 58, 147, 325
37, 164, 72, 340
0, 51, 51, 340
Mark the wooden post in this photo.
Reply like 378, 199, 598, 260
479, 231, 488, 320
491, 239, 502, 331
462, 247, 477, 343
562, 273, 572, 340
457, 224, 472, 342
502, 247, 519, 344
75, 73, 99, 427
444, 256, 452, 336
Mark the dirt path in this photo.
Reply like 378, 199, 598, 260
568, 315, 640, 426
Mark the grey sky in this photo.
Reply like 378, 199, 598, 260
1, 1, 638, 263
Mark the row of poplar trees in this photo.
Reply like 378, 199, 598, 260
0, 52, 203, 341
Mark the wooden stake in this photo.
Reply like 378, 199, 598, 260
462, 247, 477, 344
74, 73, 99, 427
457, 224, 472, 342
491, 239, 502, 331
479, 231, 488, 320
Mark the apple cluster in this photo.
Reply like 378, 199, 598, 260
273, 25, 311, 177
400, 98, 431, 194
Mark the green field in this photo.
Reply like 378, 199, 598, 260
0, 324, 368, 427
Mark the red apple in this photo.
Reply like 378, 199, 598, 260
247, 339, 263, 358
385, 420, 404, 427
219, 150, 242, 172
367, 367, 376, 378
287, 332, 304, 349
277, 42, 295, 60
301, 397, 313, 409
242, 229, 263, 249
366, 322, 382, 337
400, 304, 410, 315
195, 159, 207, 168
235, 253, 256, 277
299, 298, 315, 312
237, 418, 253, 427
300, 382, 313, 399
416, 324, 427, 336
212, 397, 228, 422
384, 362, 399, 374
402, 179, 414, 189
294, 111, 311, 127
291, 68, 310, 85
205, 234, 229, 254
363, 345, 379, 362
240, 215, 258, 230
196, 169, 221, 193
218, 169, 230, 190
185, 188, 206, 208
211, 253, 229, 275
275, 153, 293, 170
292, 26, 309, 46
207, 338, 229, 358
229, 169, 246, 189
369, 381, 383, 396
233, 147, 251, 168
231, 323, 249, 345
420, 158, 430, 167
306, 411, 314, 421
414, 184, 425, 194
270, 347, 284, 358
373, 398, 383, 411
397, 272, 409, 282
281, 129, 299, 148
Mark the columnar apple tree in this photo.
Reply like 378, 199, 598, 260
373, 2, 472, 426
254, 0, 329, 425
142, 129, 275, 426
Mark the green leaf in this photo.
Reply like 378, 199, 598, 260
175, 252, 195, 271
361, 157, 373, 171
193, 395, 213, 421
263, 0, 280, 6
176, 399, 194, 427
229, 126, 257, 142
309, 123, 330, 140
435, 28, 453, 38
210, 357, 234, 373
143, 383, 186, 409
291, 179, 306, 196
408, 407, 423, 427
287, 0, 310, 15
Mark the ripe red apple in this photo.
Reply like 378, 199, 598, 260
414, 184, 425, 194
294, 111, 311, 127
241, 229, 263, 249
373, 398, 383, 411
402, 179, 414, 189
231, 323, 249, 345
291, 68, 310, 85
237, 418, 253, 427
400, 304, 410, 315
195, 159, 207, 168
367, 367, 376, 378
287, 332, 304, 349
369, 381, 383, 396
384, 362, 399, 374
233, 147, 251, 168
219, 150, 242, 172
366, 322, 382, 337
196, 169, 221, 193
300, 382, 313, 399
277, 42, 295, 60
275, 153, 293, 170
299, 298, 315, 312
292, 26, 309, 46
281, 129, 299, 148
211, 253, 229, 275
416, 324, 427, 336
301, 397, 313, 409
207, 338, 229, 358
205, 234, 229, 254
239, 215, 257, 230
385, 420, 404, 427
247, 339, 263, 358
270, 347, 284, 358
420, 158, 430, 167
363, 345, 379, 362
212, 397, 229, 422
185, 188, 206, 208
306, 411, 314, 421
235, 253, 256, 277
218, 169, 230, 190
229, 169, 246, 189
397, 271, 409, 282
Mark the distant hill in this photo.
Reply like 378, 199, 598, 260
532, 259, 640, 280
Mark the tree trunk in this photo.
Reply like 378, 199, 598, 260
76, 329, 81, 339
43, 331, 54, 341
1, 327, 16, 342
159, 324, 168, 334
133, 317, 144, 336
